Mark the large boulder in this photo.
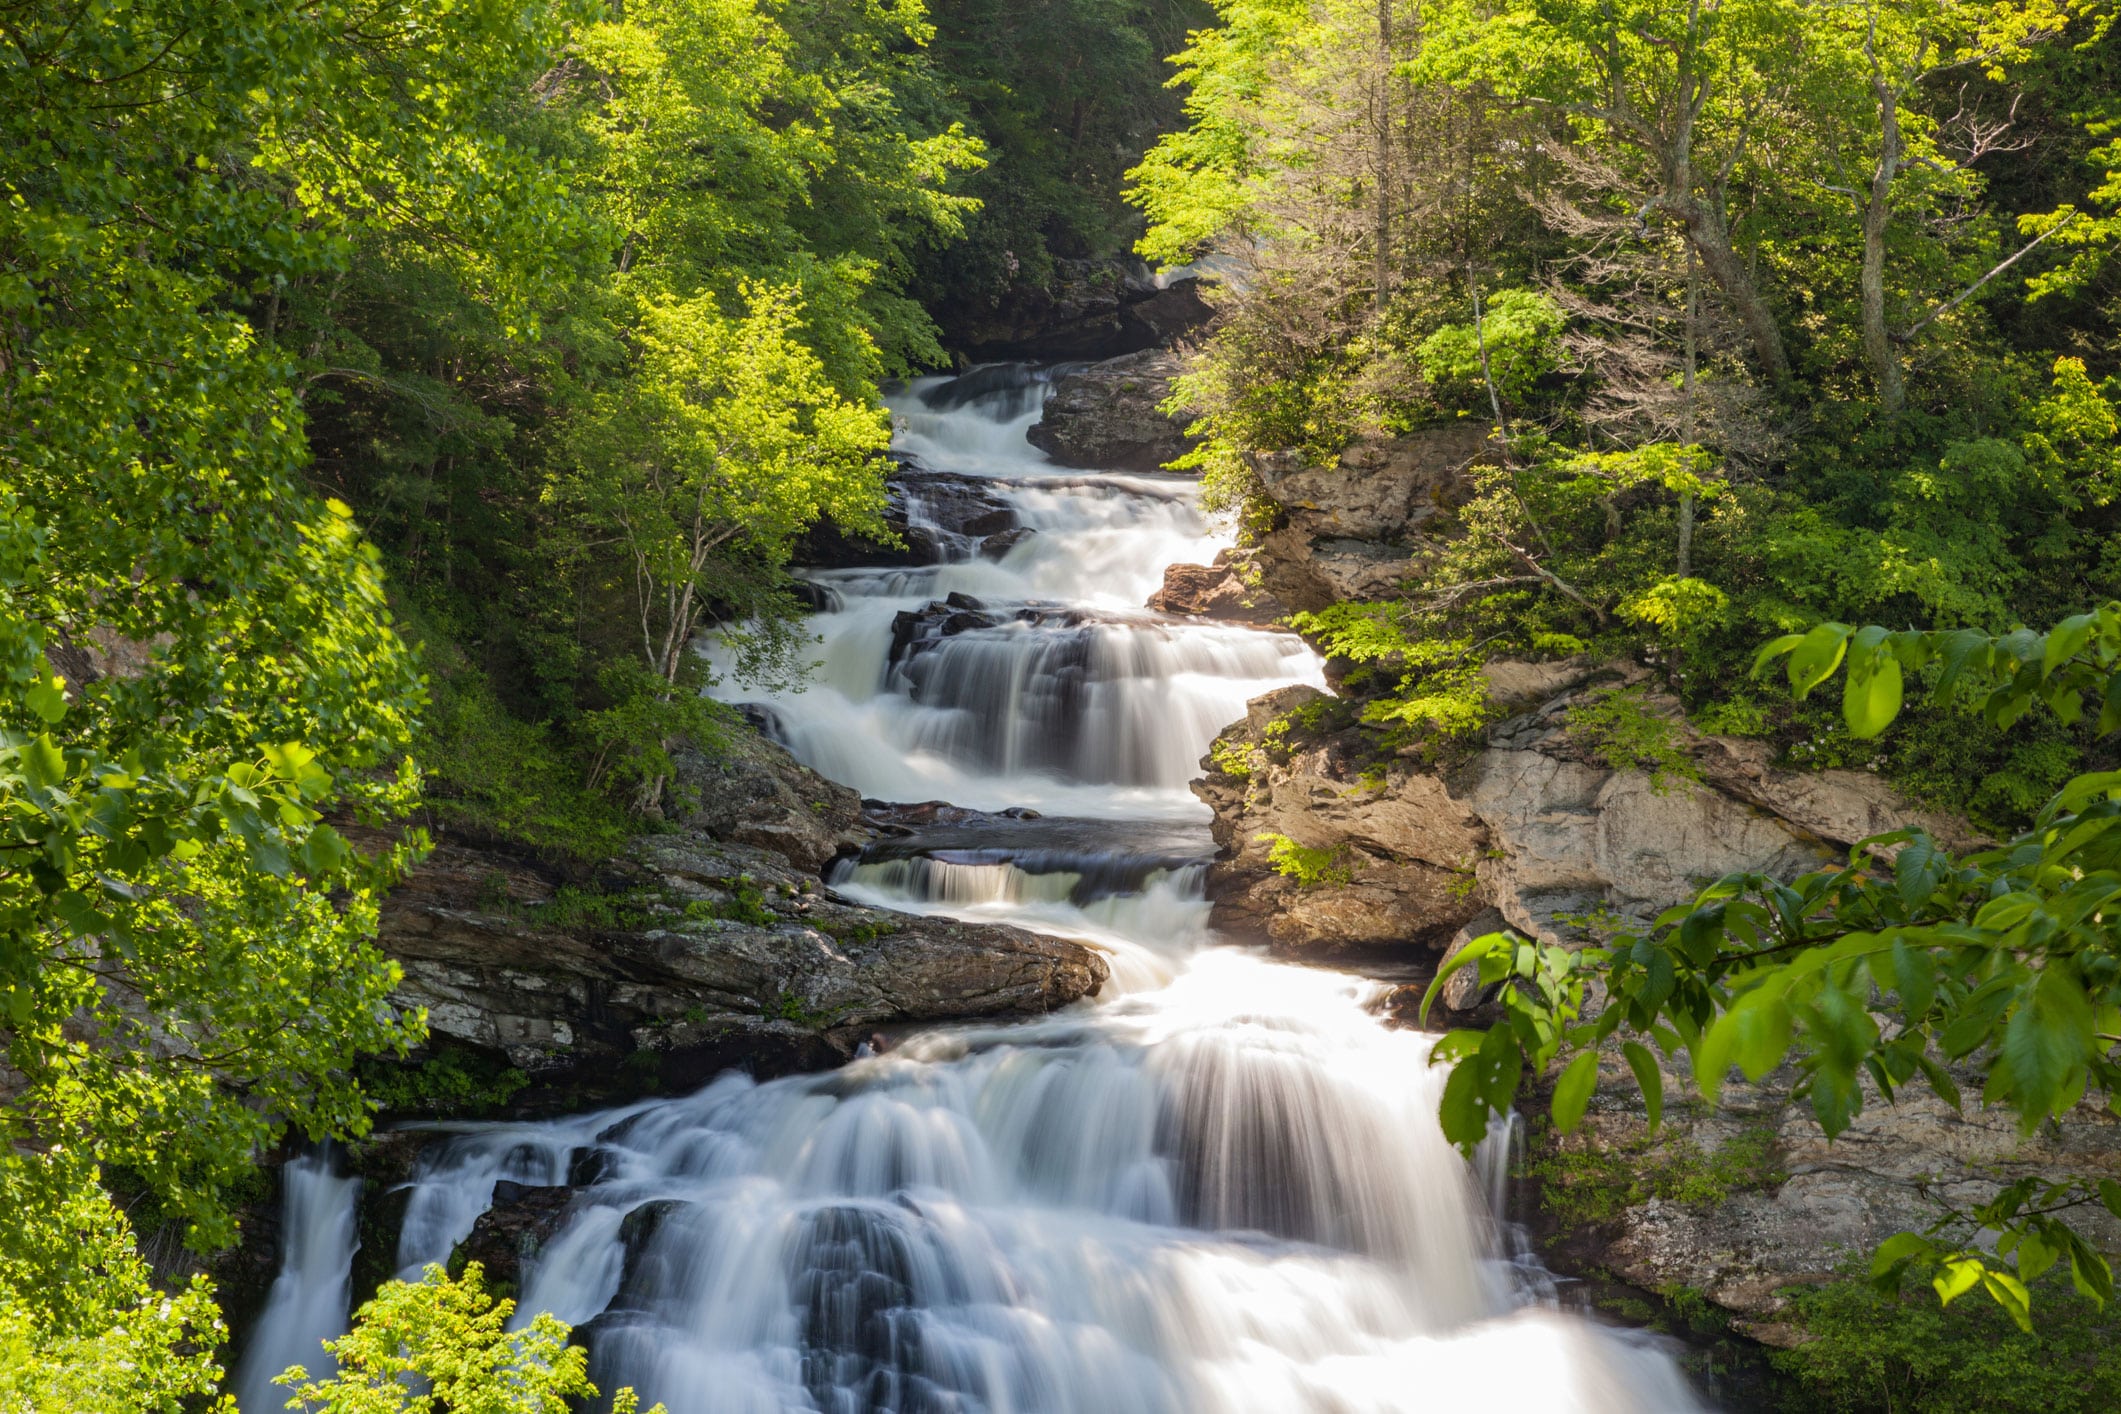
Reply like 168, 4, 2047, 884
1243, 425, 1494, 612
1026, 349, 1191, 472
1146, 550, 1286, 625
1192, 686, 1489, 953
669, 730, 863, 874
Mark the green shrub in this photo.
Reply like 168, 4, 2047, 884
1567, 686, 1699, 793
1255, 832, 1353, 887
1773, 1276, 2121, 1414
357, 1045, 529, 1120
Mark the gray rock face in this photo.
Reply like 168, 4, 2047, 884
1244, 425, 1493, 612
1194, 668, 2103, 1332
1197, 671, 1975, 952
1193, 687, 1489, 953
1027, 350, 1192, 473
381, 835, 1108, 1098
1542, 1049, 2121, 1334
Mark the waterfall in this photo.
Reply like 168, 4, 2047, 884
233, 1148, 362, 1413
241, 363, 1705, 1412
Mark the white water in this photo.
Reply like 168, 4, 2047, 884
709, 373, 1320, 818
233, 1149, 361, 1412
239, 366, 1703, 1413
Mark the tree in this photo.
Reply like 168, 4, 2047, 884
1430, 603, 2121, 1329
278, 1263, 664, 1414
1799, 0, 2079, 412
0, 0, 577, 1386
558, 285, 891, 808
1417, 0, 1807, 391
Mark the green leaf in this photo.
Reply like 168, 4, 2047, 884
2044, 613, 2096, 677
1871, 1231, 1932, 1283
1890, 940, 1935, 1015
1934, 1256, 1985, 1305
1843, 627, 1905, 737
2003, 967, 2095, 1125
1550, 1050, 1600, 1133
1787, 623, 1852, 700
1982, 1270, 2033, 1332
1731, 995, 1794, 1082
24, 674, 67, 724
20, 734, 65, 790
1439, 1054, 1490, 1149
1420, 933, 1505, 1025
1892, 838, 1946, 911
1621, 1040, 1663, 1130
1749, 634, 1805, 676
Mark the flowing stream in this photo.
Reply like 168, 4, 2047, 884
239, 367, 1704, 1413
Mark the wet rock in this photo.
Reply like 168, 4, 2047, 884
456, 1182, 575, 1290
1026, 349, 1192, 472
798, 465, 1023, 569
859, 801, 1045, 833
1147, 550, 1286, 625
979, 527, 1035, 560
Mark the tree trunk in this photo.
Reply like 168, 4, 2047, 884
1681, 200, 1791, 394
1861, 75, 1906, 414
1678, 247, 1698, 578
1374, 0, 1393, 312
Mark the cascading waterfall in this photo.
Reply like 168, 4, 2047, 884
233, 1148, 362, 1413
239, 365, 1704, 1412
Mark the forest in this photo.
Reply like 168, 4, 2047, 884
3, 0, 2121, 1408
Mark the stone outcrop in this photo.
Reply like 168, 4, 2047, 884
1196, 664, 2111, 1335
371, 726, 1108, 1110
380, 833, 1108, 1105
1192, 686, 1489, 953
667, 730, 864, 874
1026, 349, 1191, 472
941, 259, 1214, 363
1197, 664, 1983, 957
1535, 1048, 2121, 1340
1146, 549, 1286, 625
1244, 424, 1494, 612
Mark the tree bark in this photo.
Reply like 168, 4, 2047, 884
1374, 0, 1394, 312
1679, 198, 1791, 394
1678, 247, 1698, 578
1860, 69, 1907, 414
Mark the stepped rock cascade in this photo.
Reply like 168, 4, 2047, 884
239, 366, 1703, 1413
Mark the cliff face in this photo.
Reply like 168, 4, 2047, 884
1193, 663, 2121, 1335
1167, 423, 2114, 1336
